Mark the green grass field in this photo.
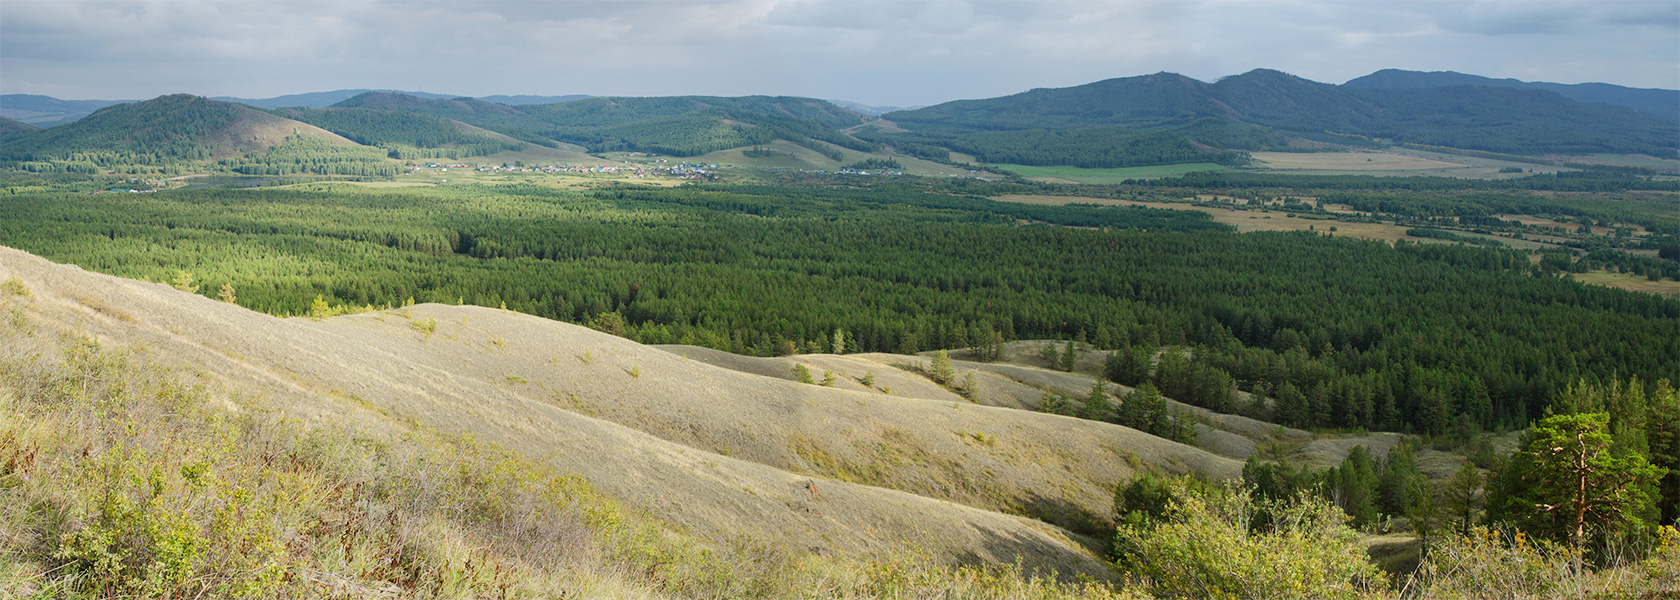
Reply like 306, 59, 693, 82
992, 162, 1229, 183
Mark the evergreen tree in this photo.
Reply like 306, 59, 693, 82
1519, 413, 1665, 572
930, 349, 955, 385
1442, 462, 1483, 538
1080, 381, 1112, 421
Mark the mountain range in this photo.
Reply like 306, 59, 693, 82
2, 69, 1674, 173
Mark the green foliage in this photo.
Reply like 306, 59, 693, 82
1151, 349, 1234, 413
1079, 382, 1111, 421
1323, 445, 1380, 528
1114, 473, 1178, 529
843, 158, 903, 171
1506, 413, 1666, 567
1037, 391, 1072, 416
930, 349, 955, 386
1113, 383, 1196, 445
1104, 346, 1152, 387
1443, 462, 1484, 538
792, 363, 815, 384
308, 295, 330, 321
1113, 478, 1385, 599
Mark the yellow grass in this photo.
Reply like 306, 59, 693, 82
1571, 271, 1680, 297
995, 195, 1418, 241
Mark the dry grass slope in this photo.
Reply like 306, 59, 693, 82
0, 246, 1178, 585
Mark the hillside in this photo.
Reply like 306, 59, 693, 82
880, 68, 1679, 163
326, 92, 877, 157
272, 106, 527, 159
1344, 69, 1680, 121
0, 94, 130, 126
0, 94, 359, 164
0, 246, 1268, 584
0, 116, 37, 137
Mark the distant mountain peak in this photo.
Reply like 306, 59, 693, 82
1344, 69, 1678, 120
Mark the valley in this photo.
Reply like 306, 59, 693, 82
1, 65, 1678, 599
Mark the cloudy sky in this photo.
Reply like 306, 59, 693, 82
2, 0, 1676, 106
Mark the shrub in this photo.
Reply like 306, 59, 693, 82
1114, 480, 1385, 599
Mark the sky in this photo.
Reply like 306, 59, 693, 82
2, 0, 1676, 107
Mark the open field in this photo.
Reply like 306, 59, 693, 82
1555, 153, 1680, 173
1250, 151, 1465, 171
1572, 270, 1680, 297
993, 162, 1229, 184
1250, 150, 1565, 178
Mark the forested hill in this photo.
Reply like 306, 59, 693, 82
328, 91, 878, 156
0, 116, 38, 137
272, 106, 526, 159
881, 68, 1679, 158
1344, 69, 1680, 121
0, 94, 359, 164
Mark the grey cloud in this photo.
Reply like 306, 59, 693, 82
1, 0, 1673, 106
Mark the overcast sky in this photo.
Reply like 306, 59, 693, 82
2, 0, 1676, 106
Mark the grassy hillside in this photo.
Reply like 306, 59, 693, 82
0, 247, 1133, 598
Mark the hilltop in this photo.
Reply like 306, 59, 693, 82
1343, 69, 1680, 120
0, 94, 360, 163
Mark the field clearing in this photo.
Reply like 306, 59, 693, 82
1555, 153, 1680, 173
995, 194, 1417, 241
994, 162, 1229, 184
1571, 271, 1680, 297
1251, 150, 1561, 178
1251, 152, 1465, 171
319, 181, 436, 188
1494, 213, 1620, 236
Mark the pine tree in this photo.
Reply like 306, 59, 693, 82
1521, 412, 1665, 572
1442, 462, 1482, 538
1080, 381, 1112, 421
930, 349, 954, 385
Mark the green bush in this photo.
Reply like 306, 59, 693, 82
1114, 479, 1385, 599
